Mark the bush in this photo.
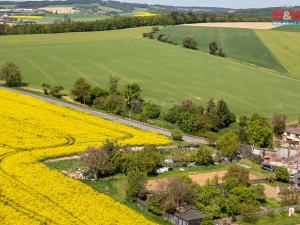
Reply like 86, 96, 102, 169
182, 37, 198, 50
147, 194, 163, 215
193, 145, 214, 166
223, 165, 249, 186
126, 170, 147, 199
121, 146, 161, 175
241, 204, 259, 223
50, 86, 64, 98
94, 94, 125, 115
172, 130, 183, 141
275, 167, 290, 183
0, 62, 23, 87
143, 102, 160, 119
158, 34, 168, 42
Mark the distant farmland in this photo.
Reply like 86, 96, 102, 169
155, 25, 288, 73
1, 27, 300, 118
156, 25, 300, 79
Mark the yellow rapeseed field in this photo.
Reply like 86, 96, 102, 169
134, 12, 157, 17
8, 15, 44, 19
0, 89, 169, 224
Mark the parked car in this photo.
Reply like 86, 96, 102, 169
262, 164, 275, 172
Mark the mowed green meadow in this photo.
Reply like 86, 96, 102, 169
1, 27, 300, 118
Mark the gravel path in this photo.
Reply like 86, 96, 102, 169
0, 86, 207, 144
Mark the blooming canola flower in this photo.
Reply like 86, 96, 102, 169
0, 89, 169, 224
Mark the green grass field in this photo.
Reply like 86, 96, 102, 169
36, 13, 109, 24
241, 214, 300, 225
256, 30, 300, 79
272, 25, 300, 32
1, 27, 300, 118
155, 25, 287, 73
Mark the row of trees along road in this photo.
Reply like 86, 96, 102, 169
70, 76, 161, 120
0, 61, 291, 150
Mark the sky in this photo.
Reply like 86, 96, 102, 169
120, 0, 300, 8
1, 0, 299, 8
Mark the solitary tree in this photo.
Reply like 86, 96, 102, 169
182, 37, 198, 50
71, 78, 91, 105
209, 42, 219, 55
124, 83, 143, 111
0, 62, 22, 87
42, 83, 51, 95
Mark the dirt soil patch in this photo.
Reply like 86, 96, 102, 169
188, 170, 258, 186
184, 22, 277, 30
147, 170, 259, 191
261, 183, 279, 199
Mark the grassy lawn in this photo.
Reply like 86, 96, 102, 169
240, 214, 300, 225
46, 159, 80, 172
1, 27, 300, 119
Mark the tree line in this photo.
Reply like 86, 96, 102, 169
0, 12, 270, 36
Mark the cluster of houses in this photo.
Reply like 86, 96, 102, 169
257, 125, 300, 186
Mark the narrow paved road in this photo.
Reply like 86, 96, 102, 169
0, 86, 207, 144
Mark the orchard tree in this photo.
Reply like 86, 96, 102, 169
217, 132, 240, 158
0, 62, 22, 87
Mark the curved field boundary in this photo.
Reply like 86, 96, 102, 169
0, 88, 169, 225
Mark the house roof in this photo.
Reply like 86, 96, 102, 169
285, 126, 300, 135
174, 206, 204, 221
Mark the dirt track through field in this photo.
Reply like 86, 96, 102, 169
184, 22, 277, 30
